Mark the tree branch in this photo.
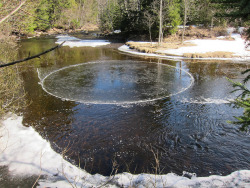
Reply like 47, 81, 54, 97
0, 1, 27, 24
0, 42, 65, 68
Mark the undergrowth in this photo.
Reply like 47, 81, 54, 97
0, 38, 27, 118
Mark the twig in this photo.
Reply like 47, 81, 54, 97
61, 163, 76, 188
0, 1, 27, 24
0, 41, 65, 68
0, 125, 10, 153
97, 154, 119, 188
60, 142, 78, 188
32, 151, 45, 188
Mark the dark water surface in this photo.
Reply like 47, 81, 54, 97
17, 36, 250, 177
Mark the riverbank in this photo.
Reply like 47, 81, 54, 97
119, 33, 250, 61
6, 26, 250, 62
1, 29, 250, 188
1, 114, 250, 187
48, 30, 249, 61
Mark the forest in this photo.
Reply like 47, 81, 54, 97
0, 0, 249, 39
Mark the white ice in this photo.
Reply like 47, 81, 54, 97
56, 34, 110, 48
1, 114, 249, 187
180, 97, 233, 104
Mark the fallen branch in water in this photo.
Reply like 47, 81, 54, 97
0, 41, 65, 68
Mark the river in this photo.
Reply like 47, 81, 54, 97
2, 34, 250, 181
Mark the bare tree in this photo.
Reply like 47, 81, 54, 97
181, 0, 188, 44
144, 10, 155, 43
158, 0, 163, 45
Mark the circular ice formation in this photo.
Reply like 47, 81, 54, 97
41, 60, 194, 104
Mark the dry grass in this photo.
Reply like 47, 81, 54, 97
126, 42, 158, 53
161, 26, 232, 42
183, 51, 235, 58
182, 26, 231, 40
126, 27, 238, 58
126, 41, 195, 54
126, 41, 237, 59
217, 36, 235, 41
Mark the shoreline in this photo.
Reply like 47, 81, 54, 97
12, 28, 250, 62
1, 114, 250, 187
119, 34, 250, 61
118, 45, 250, 61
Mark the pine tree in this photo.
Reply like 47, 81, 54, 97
212, 0, 250, 38
35, 0, 74, 30
227, 70, 250, 131
166, 0, 182, 35
214, 0, 250, 131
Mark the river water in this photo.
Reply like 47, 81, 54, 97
14, 34, 250, 177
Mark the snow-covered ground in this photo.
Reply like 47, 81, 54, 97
119, 34, 250, 61
56, 35, 110, 48
1, 114, 250, 187
157, 34, 249, 58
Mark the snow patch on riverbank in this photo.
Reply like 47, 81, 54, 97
157, 34, 249, 58
119, 34, 250, 61
1, 115, 250, 187
56, 35, 110, 47
119, 45, 182, 60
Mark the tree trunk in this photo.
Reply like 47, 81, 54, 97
149, 26, 152, 43
158, 0, 163, 46
211, 17, 214, 29
181, 0, 187, 44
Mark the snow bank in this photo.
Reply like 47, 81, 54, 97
119, 45, 182, 60
0, 114, 106, 187
55, 35, 110, 48
157, 34, 249, 58
1, 114, 249, 187
119, 34, 250, 61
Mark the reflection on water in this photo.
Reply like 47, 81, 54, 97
41, 60, 193, 104
15, 36, 250, 177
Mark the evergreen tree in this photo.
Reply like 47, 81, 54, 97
189, 0, 215, 27
116, 0, 150, 33
35, 0, 74, 30
99, 0, 121, 32
166, 0, 182, 35
227, 70, 250, 131
212, 0, 250, 37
